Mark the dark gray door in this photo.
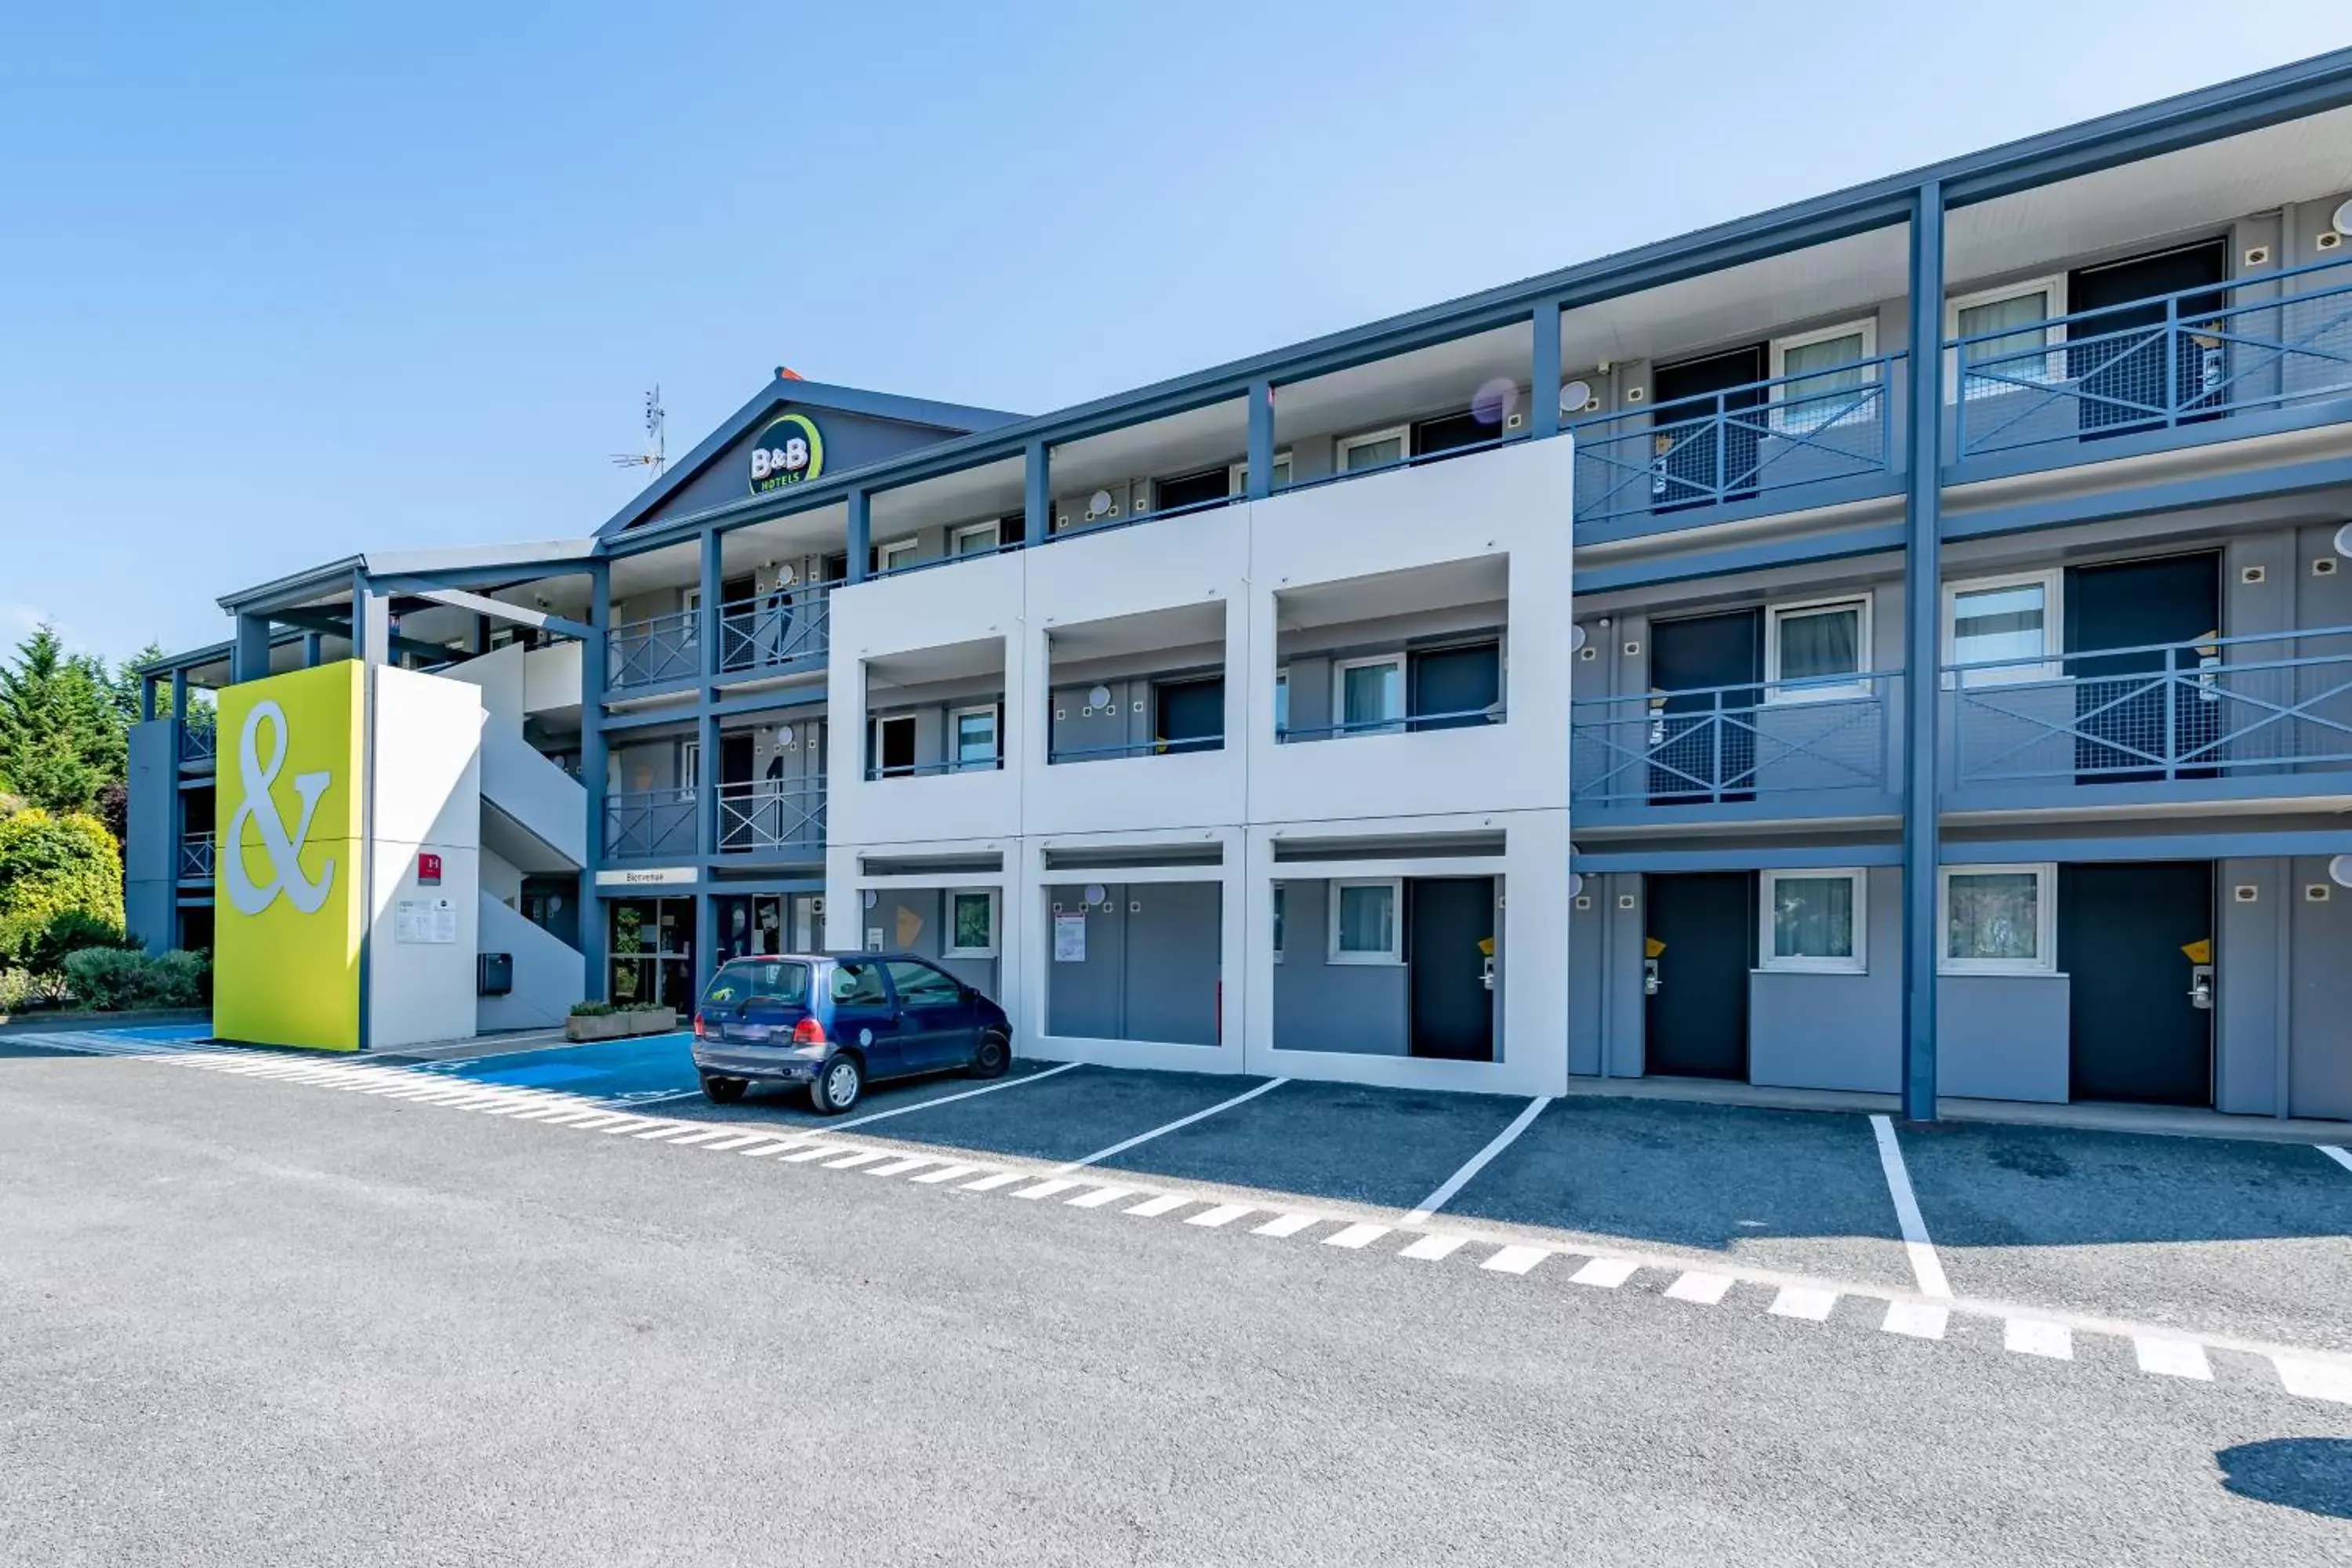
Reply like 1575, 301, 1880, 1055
2060, 862, 2212, 1105
1651, 343, 1769, 510
1644, 873, 1754, 1080
1648, 611, 1762, 804
2067, 240, 2228, 437
1153, 677, 1225, 753
2066, 553, 2220, 782
1407, 877, 1494, 1061
1407, 642, 1501, 732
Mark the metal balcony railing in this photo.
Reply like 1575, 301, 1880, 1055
1047, 733, 1225, 763
178, 832, 214, 880
1951, 253, 2352, 460
603, 786, 696, 859
716, 779, 827, 853
178, 723, 216, 765
1568, 354, 1904, 528
1570, 672, 1897, 808
865, 755, 1003, 781
608, 609, 699, 690
1946, 626, 2352, 789
1277, 704, 1506, 743
717, 582, 836, 675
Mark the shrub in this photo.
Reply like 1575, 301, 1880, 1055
0, 808, 123, 965
20, 908, 135, 979
0, 966, 36, 1014
568, 1000, 617, 1016
61, 947, 209, 1011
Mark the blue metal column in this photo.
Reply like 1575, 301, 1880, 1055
844, 488, 870, 583
1245, 379, 1275, 499
170, 669, 188, 723
139, 674, 158, 723
694, 527, 724, 1005
1024, 439, 1051, 543
352, 572, 391, 666
1900, 180, 1947, 1123
699, 528, 724, 681
230, 613, 272, 683
303, 632, 323, 668
579, 561, 611, 1000
1530, 298, 1563, 441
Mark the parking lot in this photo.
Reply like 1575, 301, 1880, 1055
339, 1028, 2352, 1359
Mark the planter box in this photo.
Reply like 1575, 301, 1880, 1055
564, 1007, 679, 1043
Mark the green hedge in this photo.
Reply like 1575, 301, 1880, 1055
62, 948, 209, 1011
0, 808, 123, 965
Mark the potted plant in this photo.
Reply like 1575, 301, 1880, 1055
564, 999, 678, 1043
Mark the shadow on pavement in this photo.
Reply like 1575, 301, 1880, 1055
2216, 1439, 2352, 1519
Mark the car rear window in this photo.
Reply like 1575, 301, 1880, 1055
702, 961, 811, 1008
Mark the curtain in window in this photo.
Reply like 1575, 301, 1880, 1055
1780, 333, 1867, 431
1947, 873, 2040, 961
1341, 663, 1402, 729
1336, 884, 1394, 953
1777, 606, 1861, 684
1345, 436, 1405, 471
1951, 585, 2047, 670
1772, 877, 1855, 960
1958, 292, 2054, 390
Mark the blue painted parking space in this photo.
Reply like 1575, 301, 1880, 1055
413, 1033, 702, 1105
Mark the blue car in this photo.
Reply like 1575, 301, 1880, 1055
691, 952, 1014, 1113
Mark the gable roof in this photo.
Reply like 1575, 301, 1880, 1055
593, 373, 1026, 540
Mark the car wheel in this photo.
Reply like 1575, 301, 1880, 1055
701, 1074, 747, 1104
808, 1054, 864, 1116
968, 1029, 1011, 1080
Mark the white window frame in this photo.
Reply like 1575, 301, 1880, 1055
1228, 452, 1294, 495
1271, 882, 1286, 964
1273, 666, 1290, 738
1337, 425, 1411, 474
1941, 569, 2063, 688
1765, 596, 1873, 704
1332, 654, 1406, 735
950, 520, 1001, 557
869, 713, 916, 779
944, 887, 1000, 959
1937, 863, 2057, 976
1327, 878, 1403, 965
951, 704, 1000, 771
876, 536, 920, 573
1769, 320, 1878, 434
678, 739, 700, 800
1944, 275, 2069, 402
1759, 869, 1869, 975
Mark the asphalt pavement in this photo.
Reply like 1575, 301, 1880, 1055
3, 1033, 2348, 1565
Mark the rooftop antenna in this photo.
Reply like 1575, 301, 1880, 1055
610, 385, 667, 476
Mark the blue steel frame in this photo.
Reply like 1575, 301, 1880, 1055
143, 49, 2352, 1083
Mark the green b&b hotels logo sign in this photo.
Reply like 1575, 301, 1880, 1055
749, 412, 824, 493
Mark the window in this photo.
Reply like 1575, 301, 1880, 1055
1271, 884, 1286, 963
829, 960, 889, 1006
1273, 669, 1290, 737
1770, 321, 1877, 433
679, 739, 700, 800
953, 706, 999, 771
877, 537, 920, 573
1328, 880, 1401, 964
1229, 452, 1294, 494
1947, 278, 2067, 400
1766, 598, 1870, 702
1759, 870, 1867, 974
870, 713, 916, 778
1338, 426, 1409, 473
1943, 572, 2061, 687
702, 960, 810, 1007
946, 889, 998, 957
885, 959, 964, 1007
1939, 865, 2056, 975
951, 521, 1000, 557
1334, 655, 1404, 735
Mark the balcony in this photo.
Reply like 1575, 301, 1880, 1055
178, 722, 216, 768
1570, 671, 1902, 822
1946, 626, 2352, 801
716, 778, 827, 855
1950, 253, 2352, 469
1570, 354, 1905, 535
717, 580, 833, 678
178, 831, 214, 881
603, 787, 695, 860
607, 610, 699, 691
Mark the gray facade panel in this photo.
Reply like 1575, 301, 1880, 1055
1271, 879, 1406, 1055
2216, 857, 2286, 1115
1748, 866, 1903, 1094
124, 719, 178, 953
1936, 975, 2071, 1102
2288, 855, 2352, 1119
1044, 880, 1219, 1047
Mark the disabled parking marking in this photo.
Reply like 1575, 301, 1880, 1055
2133, 1337, 2212, 1380
2006, 1319, 2074, 1359
1869, 1115, 1951, 1299
1051, 1076, 1290, 1175
1882, 1301, 1949, 1340
1400, 1096, 1549, 1226
2319, 1145, 2352, 1176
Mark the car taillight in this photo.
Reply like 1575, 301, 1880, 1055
791, 1016, 827, 1046
692, 1011, 705, 1040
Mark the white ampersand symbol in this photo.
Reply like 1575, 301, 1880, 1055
223, 699, 335, 916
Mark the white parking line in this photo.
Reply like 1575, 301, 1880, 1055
1322, 1222, 1389, 1250
783, 1144, 844, 1163
2275, 1356, 2352, 1403
1065, 1186, 1134, 1209
698, 1133, 771, 1151
1769, 1287, 1838, 1322
2318, 1145, 2352, 1175
1664, 1271, 1733, 1305
662, 1128, 736, 1148
1185, 1203, 1254, 1229
2134, 1337, 2213, 1380
1399, 1096, 1549, 1226
738, 1139, 806, 1157
1012, 1179, 1082, 1202
1882, 1301, 1949, 1340
1870, 1115, 1951, 1299
822, 1149, 891, 1170
909, 1164, 979, 1185
1124, 1194, 1192, 1218
866, 1156, 935, 1177
1250, 1212, 1319, 1238
1570, 1257, 1638, 1289
1482, 1245, 1551, 1276
2006, 1319, 2074, 1359
1051, 1078, 1290, 1174
960, 1171, 1029, 1192
1399, 1233, 1468, 1262
829, 1062, 1085, 1131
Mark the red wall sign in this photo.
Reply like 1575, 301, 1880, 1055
417, 852, 443, 886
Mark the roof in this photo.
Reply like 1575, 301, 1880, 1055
214, 537, 601, 617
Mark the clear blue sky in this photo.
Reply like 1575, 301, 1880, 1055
5, 1, 2347, 665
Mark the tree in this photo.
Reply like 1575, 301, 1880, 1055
0, 626, 124, 815
0, 808, 124, 968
